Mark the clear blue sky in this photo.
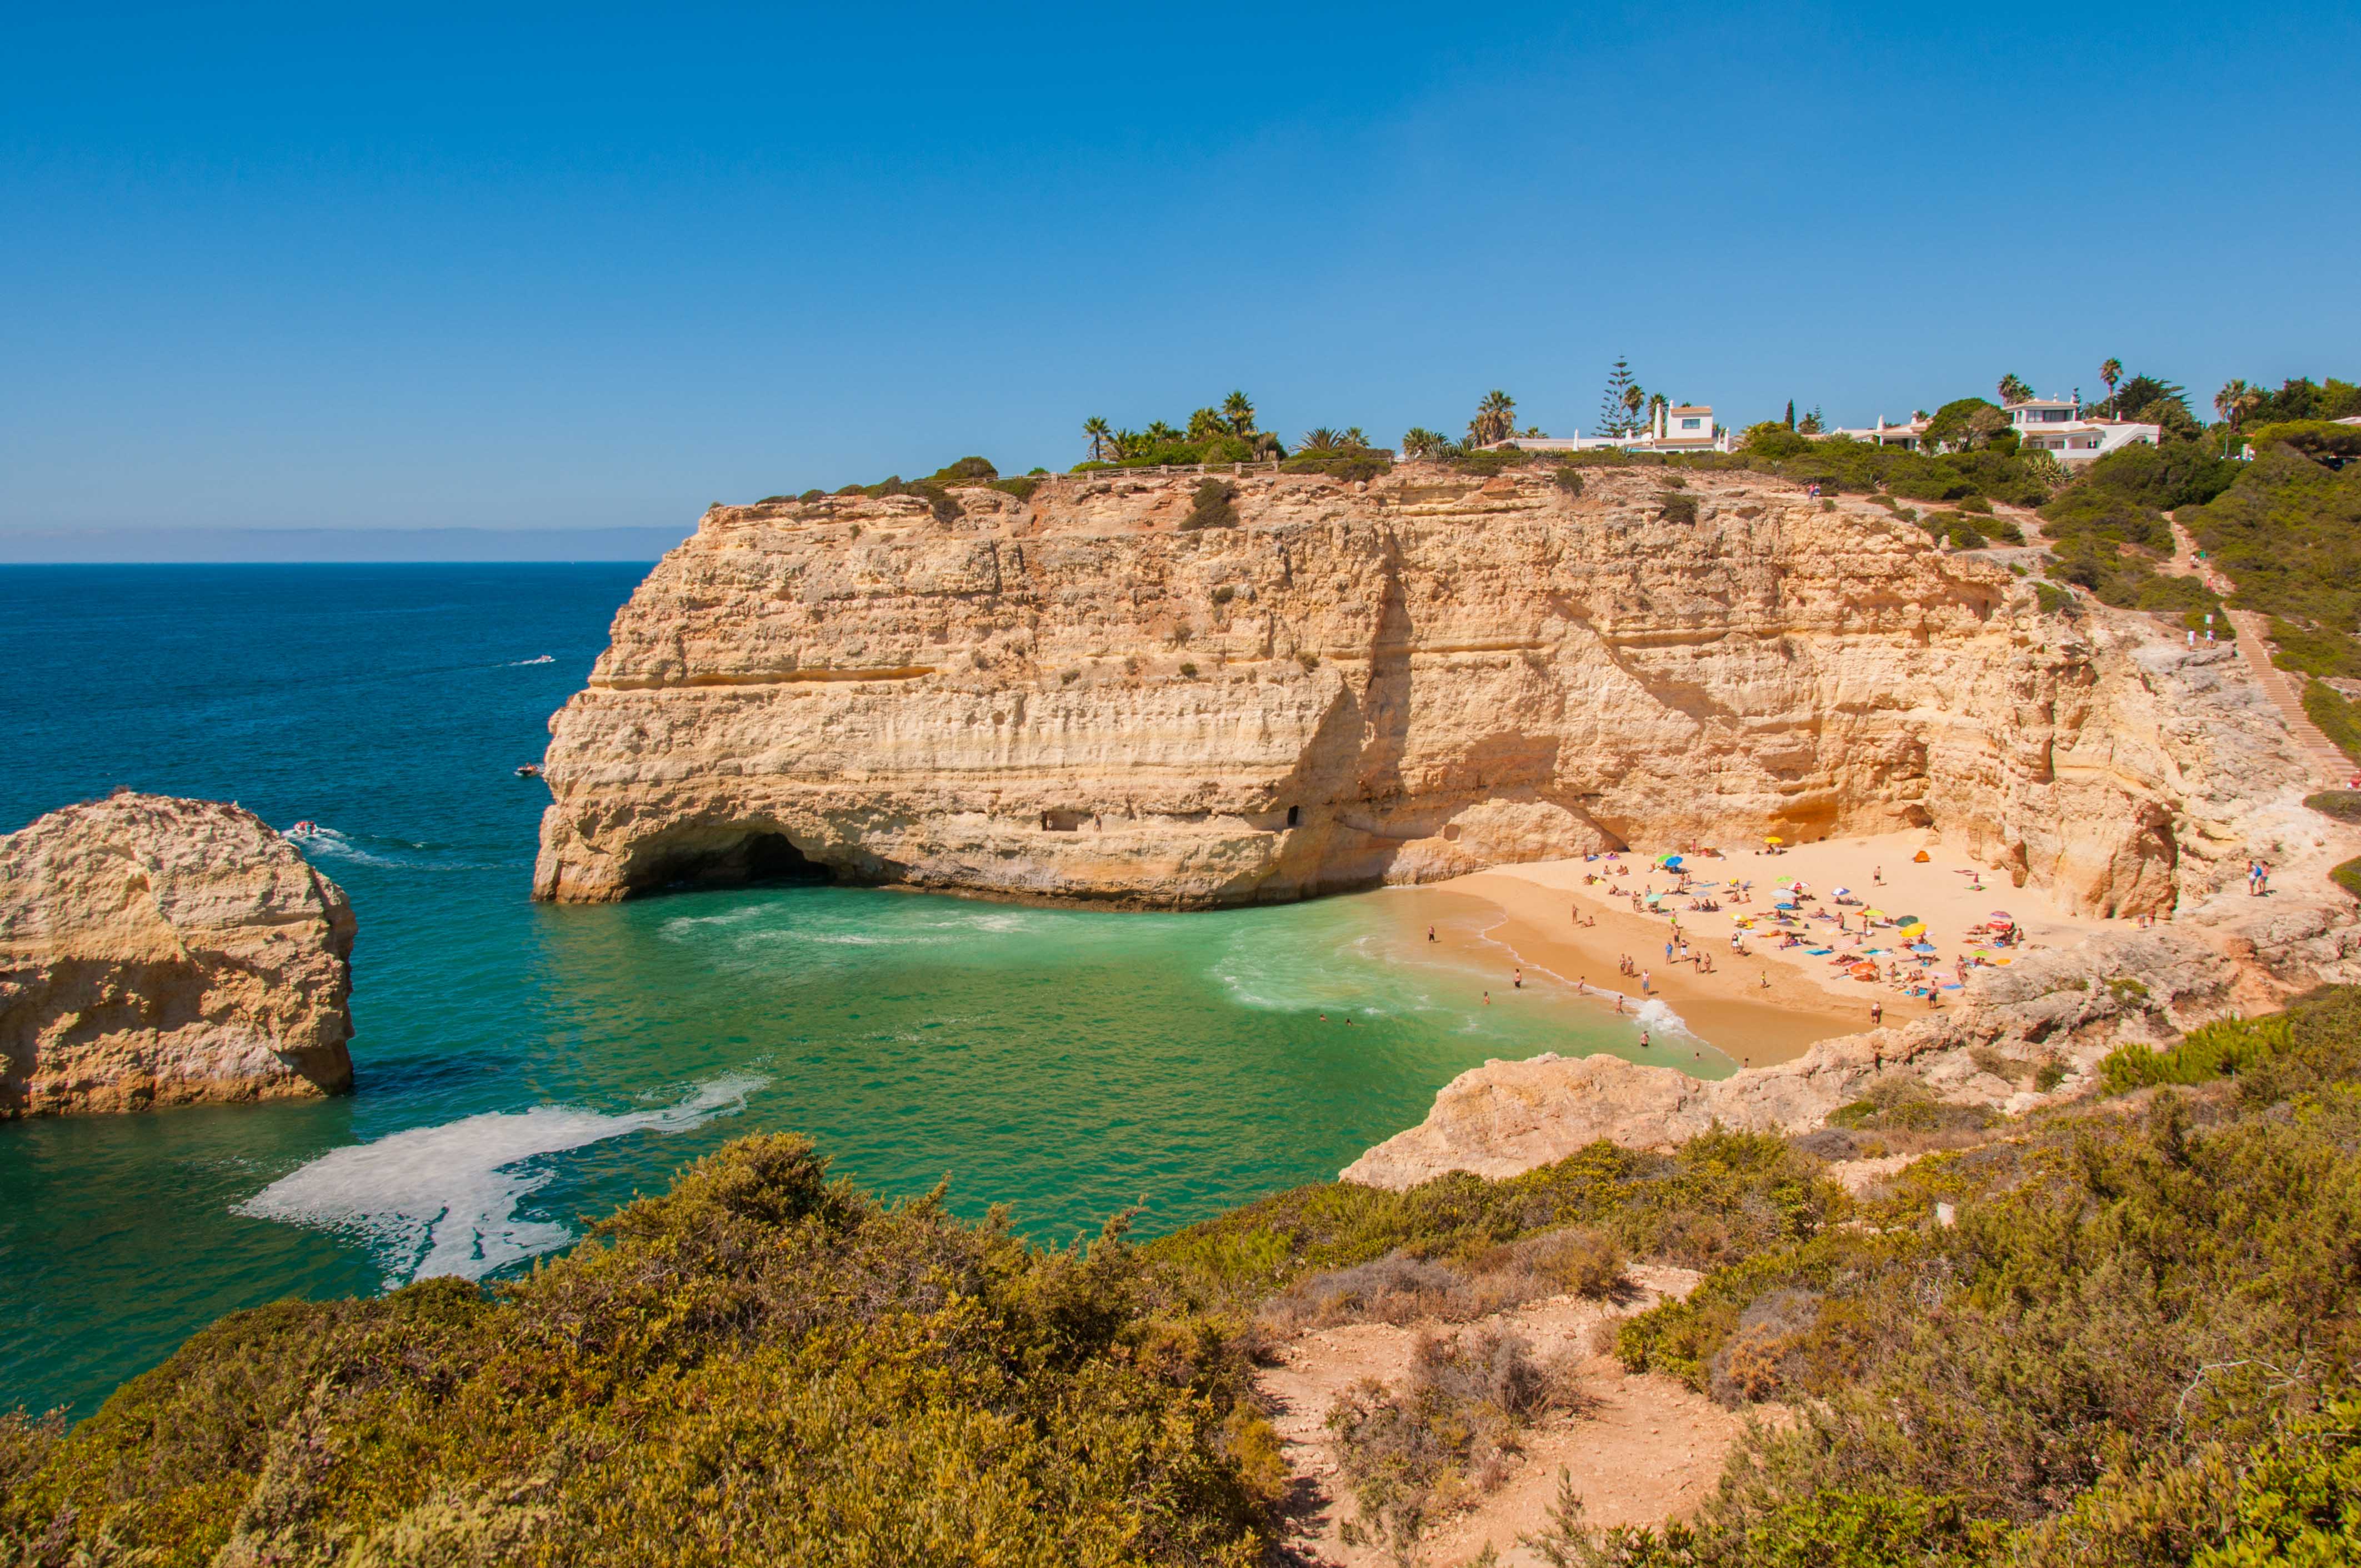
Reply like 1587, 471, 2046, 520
6, 2, 2357, 554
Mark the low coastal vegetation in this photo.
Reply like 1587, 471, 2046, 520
16, 989, 2361, 1561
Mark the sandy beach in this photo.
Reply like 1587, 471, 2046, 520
1401, 830, 2114, 1069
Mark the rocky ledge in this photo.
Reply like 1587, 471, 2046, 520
536, 464, 2256, 915
1, 793, 356, 1116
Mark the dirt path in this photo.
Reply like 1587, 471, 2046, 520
2154, 520, 2351, 786
1259, 1264, 1751, 1566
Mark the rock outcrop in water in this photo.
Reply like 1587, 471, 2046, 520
535, 464, 2273, 915
1, 793, 356, 1116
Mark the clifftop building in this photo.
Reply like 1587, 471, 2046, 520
1479, 401, 1733, 455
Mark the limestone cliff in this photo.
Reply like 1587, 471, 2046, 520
534, 464, 2244, 915
1, 793, 356, 1116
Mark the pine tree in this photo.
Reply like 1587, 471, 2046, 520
1784, 399, 1795, 430
1599, 358, 1640, 437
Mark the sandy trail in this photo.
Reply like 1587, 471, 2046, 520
1259, 1264, 1747, 1567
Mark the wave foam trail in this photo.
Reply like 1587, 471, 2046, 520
235, 1074, 767, 1284
509, 654, 555, 665
1632, 998, 1697, 1039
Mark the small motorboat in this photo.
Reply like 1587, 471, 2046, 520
286, 820, 321, 840
515, 764, 541, 778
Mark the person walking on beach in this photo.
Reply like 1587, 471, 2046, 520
1870, 1000, 1883, 1026
1428, 924, 1437, 942
1640, 969, 1652, 993
1513, 968, 1523, 989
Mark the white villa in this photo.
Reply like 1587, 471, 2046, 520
1820, 394, 2159, 470
1479, 402, 1734, 455
2003, 395, 2159, 468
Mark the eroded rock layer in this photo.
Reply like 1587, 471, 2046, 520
536, 465, 2269, 913
1, 793, 356, 1116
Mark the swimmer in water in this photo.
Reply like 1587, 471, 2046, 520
1639, 1030, 1650, 1049
1513, 968, 1523, 989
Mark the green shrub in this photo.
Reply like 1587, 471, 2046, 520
1554, 467, 1585, 495
1182, 479, 1239, 530
1660, 492, 1700, 525
1282, 450, 1390, 484
2244, 420, 2361, 464
2304, 679, 2361, 763
2305, 790, 2361, 823
3, 1137, 1273, 1567
2099, 1016, 2292, 1095
989, 475, 1041, 503
2269, 618, 2361, 678
1957, 495, 1993, 514
798, 488, 826, 502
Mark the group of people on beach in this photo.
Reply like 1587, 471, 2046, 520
2248, 859, 2273, 897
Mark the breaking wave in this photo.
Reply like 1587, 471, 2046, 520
234, 1073, 767, 1284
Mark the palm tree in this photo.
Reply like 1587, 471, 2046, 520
1222, 390, 1257, 436
1143, 420, 1180, 444
1342, 427, 1369, 449
1620, 384, 1645, 434
1187, 407, 1227, 443
1082, 416, 1113, 462
1997, 373, 2034, 404
2214, 379, 2254, 429
1299, 428, 1344, 452
1113, 429, 1143, 459
2100, 359, 2123, 418
1466, 390, 1518, 448
1400, 427, 1447, 460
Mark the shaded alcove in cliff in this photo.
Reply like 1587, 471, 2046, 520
624, 827, 835, 896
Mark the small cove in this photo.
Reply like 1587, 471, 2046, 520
0, 565, 1729, 1418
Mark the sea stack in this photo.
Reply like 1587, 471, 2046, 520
533, 464, 2292, 913
1, 792, 357, 1116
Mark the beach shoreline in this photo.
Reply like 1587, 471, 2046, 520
1398, 829, 2122, 1071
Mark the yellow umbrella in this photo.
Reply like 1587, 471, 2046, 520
1899, 921, 1927, 939
1764, 835, 1784, 845
1863, 908, 1888, 922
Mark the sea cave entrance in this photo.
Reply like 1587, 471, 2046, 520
628, 827, 834, 896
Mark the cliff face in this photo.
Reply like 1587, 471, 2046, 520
533, 465, 2287, 914
1, 793, 356, 1116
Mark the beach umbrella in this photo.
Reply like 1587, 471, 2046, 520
1899, 921, 1927, 939
1645, 892, 1663, 904
1663, 855, 1684, 868
1833, 886, 1851, 897
1764, 835, 1784, 845
1892, 913, 1922, 927
1863, 908, 1888, 922
1989, 910, 2015, 925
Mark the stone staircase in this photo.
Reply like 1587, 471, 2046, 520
2226, 608, 2355, 789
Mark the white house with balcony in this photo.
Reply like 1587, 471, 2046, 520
1477, 402, 1733, 454
2003, 394, 2158, 468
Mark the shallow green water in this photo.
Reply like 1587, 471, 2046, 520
0, 567, 1723, 1418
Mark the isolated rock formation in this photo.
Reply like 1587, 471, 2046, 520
1, 793, 356, 1116
535, 465, 2258, 915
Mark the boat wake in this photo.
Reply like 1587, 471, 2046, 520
508, 654, 556, 665
282, 824, 500, 872
234, 1073, 767, 1284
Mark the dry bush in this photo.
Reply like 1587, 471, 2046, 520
1260, 1252, 1468, 1332
1328, 1327, 1554, 1551
1707, 1288, 1822, 1407
1263, 1229, 1628, 1336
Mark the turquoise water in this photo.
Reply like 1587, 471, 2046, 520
0, 565, 1723, 1419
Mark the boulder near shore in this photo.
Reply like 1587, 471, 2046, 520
1, 792, 356, 1116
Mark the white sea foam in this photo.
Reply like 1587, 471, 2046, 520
509, 654, 556, 665
235, 1073, 766, 1284
1632, 998, 1698, 1039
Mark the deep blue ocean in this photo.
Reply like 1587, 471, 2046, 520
0, 565, 1709, 1419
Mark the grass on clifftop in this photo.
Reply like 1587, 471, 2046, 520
17, 990, 2361, 1564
